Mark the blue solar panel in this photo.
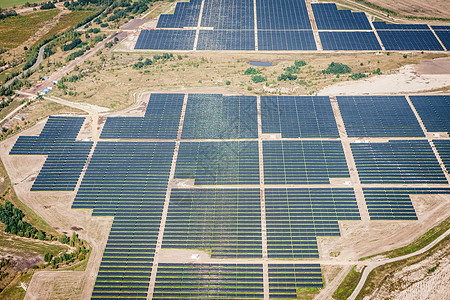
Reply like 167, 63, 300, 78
320, 31, 382, 50
261, 96, 339, 138
337, 96, 424, 137
434, 30, 450, 50
409, 95, 450, 133
377, 30, 444, 51
312, 3, 371, 30
363, 188, 450, 220
432, 26, 450, 30
258, 30, 316, 50
265, 188, 359, 259
373, 22, 430, 30
352, 140, 447, 184
181, 94, 258, 139
197, 30, 255, 50
134, 30, 195, 50
157, 0, 202, 28
101, 93, 184, 139
256, 0, 312, 30
434, 140, 450, 172
174, 141, 259, 185
201, 0, 254, 29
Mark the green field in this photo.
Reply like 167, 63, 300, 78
0, 8, 58, 48
0, 0, 42, 8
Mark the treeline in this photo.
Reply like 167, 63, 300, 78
40, 1, 56, 10
0, 201, 52, 240
0, 9, 17, 20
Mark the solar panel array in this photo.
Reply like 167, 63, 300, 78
153, 264, 264, 299
263, 141, 349, 185
134, 30, 196, 50
265, 188, 359, 259
312, 3, 371, 30
156, 0, 202, 28
10, 91, 450, 298
434, 140, 450, 171
9, 116, 92, 191
409, 95, 450, 134
72, 141, 175, 299
101, 93, 184, 139
363, 188, 450, 220
319, 31, 382, 51
182, 94, 258, 139
351, 140, 447, 184
337, 96, 424, 137
135, 1, 449, 51
163, 189, 262, 258
432, 26, 450, 50
174, 141, 259, 185
269, 264, 324, 299
261, 96, 339, 138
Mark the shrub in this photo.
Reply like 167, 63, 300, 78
251, 75, 267, 83
350, 73, 367, 80
322, 62, 352, 75
244, 67, 261, 75
278, 73, 297, 81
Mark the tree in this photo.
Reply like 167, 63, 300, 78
44, 253, 53, 262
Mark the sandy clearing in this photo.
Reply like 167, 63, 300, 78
318, 64, 450, 96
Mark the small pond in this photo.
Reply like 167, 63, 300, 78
249, 61, 272, 67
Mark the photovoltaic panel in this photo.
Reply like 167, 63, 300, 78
9, 116, 91, 191
432, 26, 450, 30
312, 3, 371, 30
181, 94, 258, 139
156, 0, 202, 28
256, 0, 312, 30
319, 31, 382, 50
74, 141, 175, 299
261, 96, 339, 138
265, 188, 359, 259
100, 93, 184, 139
153, 264, 264, 299
433, 30, 450, 50
434, 140, 450, 172
409, 95, 450, 133
377, 30, 444, 51
269, 264, 324, 299
197, 30, 255, 50
134, 30, 195, 50
257, 30, 317, 51
201, 0, 254, 29
351, 140, 447, 184
174, 141, 259, 185
373, 22, 430, 30
263, 140, 349, 185
163, 189, 262, 258
363, 188, 450, 220
337, 96, 424, 137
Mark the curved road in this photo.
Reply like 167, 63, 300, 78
349, 228, 450, 300
3, 43, 47, 89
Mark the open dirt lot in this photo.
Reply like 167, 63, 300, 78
363, 0, 450, 19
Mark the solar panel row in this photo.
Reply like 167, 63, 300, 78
265, 188, 360, 259
9, 116, 91, 191
351, 140, 447, 184
73, 142, 175, 299
434, 140, 450, 172
101, 93, 184, 139
261, 96, 339, 138
337, 96, 424, 137
157, 0, 202, 28
163, 189, 262, 258
319, 31, 382, 51
256, 0, 312, 30
312, 3, 372, 30
363, 188, 450, 220
263, 141, 349, 185
269, 264, 323, 299
134, 30, 196, 50
409, 95, 450, 134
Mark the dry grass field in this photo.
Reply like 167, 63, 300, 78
364, 0, 450, 19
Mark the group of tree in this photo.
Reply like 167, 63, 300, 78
44, 232, 90, 268
40, 1, 56, 10
322, 62, 352, 75
0, 201, 51, 240
0, 9, 17, 20
61, 38, 82, 51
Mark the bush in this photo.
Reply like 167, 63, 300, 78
225, 80, 231, 85
251, 75, 266, 83
100, 23, 108, 28
373, 68, 382, 75
278, 73, 297, 81
322, 62, 352, 75
44, 253, 53, 262
40, 2, 56, 9
244, 67, 261, 75
294, 60, 307, 67
349, 73, 367, 80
